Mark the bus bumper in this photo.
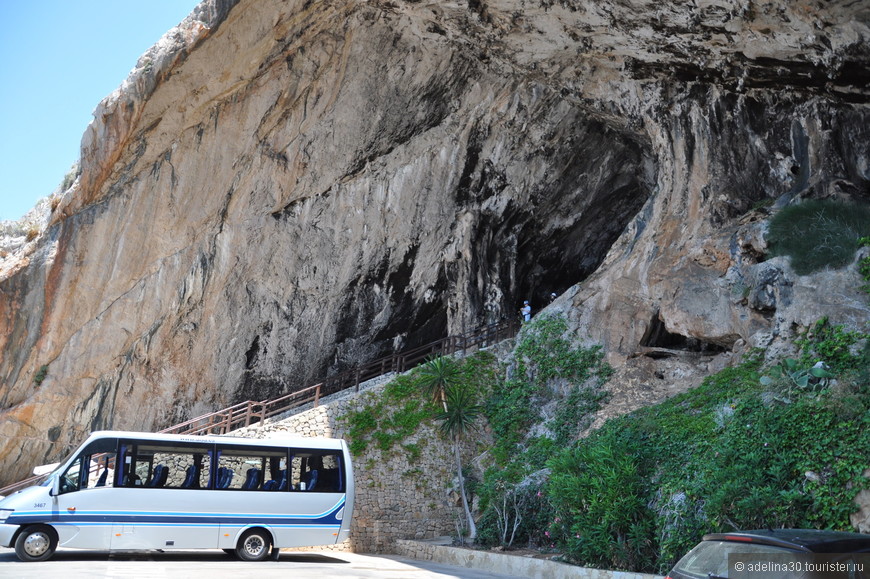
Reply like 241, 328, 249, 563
0, 523, 18, 547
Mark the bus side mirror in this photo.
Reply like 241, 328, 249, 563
49, 476, 59, 497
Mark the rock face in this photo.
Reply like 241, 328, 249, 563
0, 0, 868, 485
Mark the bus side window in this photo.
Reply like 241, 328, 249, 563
67, 437, 120, 492
289, 452, 342, 492
317, 453, 343, 492
216, 454, 261, 490
215, 446, 287, 490
125, 442, 213, 489
86, 453, 116, 488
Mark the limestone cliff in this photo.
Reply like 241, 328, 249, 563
0, 0, 868, 485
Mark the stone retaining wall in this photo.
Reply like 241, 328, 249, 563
233, 379, 464, 553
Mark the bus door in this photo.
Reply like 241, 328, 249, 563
52, 437, 119, 549
279, 449, 347, 547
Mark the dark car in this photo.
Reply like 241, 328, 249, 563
666, 529, 870, 579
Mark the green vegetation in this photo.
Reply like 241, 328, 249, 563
859, 236, 870, 294
418, 355, 460, 411
796, 317, 866, 373
476, 314, 613, 549
33, 365, 49, 386
548, 428, 655, 571
60, 164, 79, 192
339, 351, 497, 458
760, 357, 833, 393
485, 314, 612, 463
428, 356, 485, 539
339, 313, 869, 575
546, 327, 870, 574
766, 200, 870, 275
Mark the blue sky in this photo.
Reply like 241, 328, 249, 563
0, 0, 201, 222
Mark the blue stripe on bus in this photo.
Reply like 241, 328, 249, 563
7, 498, 345, 527
50, 523, 341, 529
9, 497, 344, 520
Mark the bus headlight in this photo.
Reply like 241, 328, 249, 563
0, 510, 13, 522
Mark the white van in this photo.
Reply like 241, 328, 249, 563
0, 430, 354, 561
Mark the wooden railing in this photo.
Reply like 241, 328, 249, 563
160, 317, 520, 435
0, 318, 521, 496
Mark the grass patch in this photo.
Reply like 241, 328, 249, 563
766, 200, 870, 275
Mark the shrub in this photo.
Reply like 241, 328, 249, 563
478, 314, 613, 548
484, 314, 612, 463
339, 351, 497, 457
796, 317, 866, 373
545, 344, 870, 574
60, 165, 79, 191
548, 428, 657, 571
476, 475, 553, 549
766, 200, 870, 275
859, 237, 870, 294
34, 365, 49, 386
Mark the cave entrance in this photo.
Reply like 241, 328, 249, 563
639, 312, 728, 357
509, 171, 653, 312
469, 109, 658, 316
324, 101, 659, 379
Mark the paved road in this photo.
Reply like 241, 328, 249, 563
0, 548, 516, 578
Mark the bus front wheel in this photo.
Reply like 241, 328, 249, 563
236, 528, 272, 561
14, 524, 58, 562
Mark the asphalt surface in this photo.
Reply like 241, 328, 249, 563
0, 548, 518, 578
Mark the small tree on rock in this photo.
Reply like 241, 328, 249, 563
434, 378, 482, 541
419, 355, 461, 412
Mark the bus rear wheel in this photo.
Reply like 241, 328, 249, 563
14, 524, 58, 562
236, 528, 272, 561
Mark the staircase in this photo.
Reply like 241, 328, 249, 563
0, 318, 520, 496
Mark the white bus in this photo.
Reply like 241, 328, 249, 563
0, 431, 354, 562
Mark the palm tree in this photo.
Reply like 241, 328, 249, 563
435, 381, 482, 541
418, 356, 461, 412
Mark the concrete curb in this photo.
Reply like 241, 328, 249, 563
395, 539, 664, 579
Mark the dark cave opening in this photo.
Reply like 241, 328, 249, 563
639, 312, 728, 355
509, 135, 654, 313
244, 335, 260, 370
321, 109, 658, 385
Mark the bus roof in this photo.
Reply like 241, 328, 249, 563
85, 430, 347, 450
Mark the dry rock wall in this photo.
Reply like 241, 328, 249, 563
0, 0, 868, 485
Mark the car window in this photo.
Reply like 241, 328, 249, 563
673, 540, 802, 578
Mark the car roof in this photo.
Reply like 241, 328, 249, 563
702, 529, 870, 553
